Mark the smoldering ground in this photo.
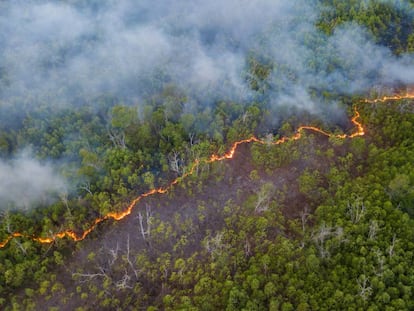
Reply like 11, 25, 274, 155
1, 0, 414, 208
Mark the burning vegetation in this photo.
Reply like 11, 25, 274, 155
2, 0, 414, 310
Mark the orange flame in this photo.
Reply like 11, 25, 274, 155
0, 93, 412, 249
363, 92, 414, 104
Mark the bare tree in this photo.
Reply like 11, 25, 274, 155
368, 220, 379, 240
312, 223, 344, 258
108, 242, 120, 266
374, 249, 385, 277
13, 239, 28, 255
244, 238, 252, 257
73, 237, 141, 291
60, 190, 72, 217
300, 206, 310, 234
125, 235, 139, 279
79, 181, 93, 195
255, 182, 274, 213
138, 204, 153, 241
205, 232, 227, 259
357, 275, 372, 301
168, 150, 184, 176
188, 132, 196, 146
72, 266, 108, 283
388, 234, 397, 258
300, 206, 310, 248
313, 223, 332, 258
347, 198, 366, 223
241, 110, 251, 123
115, 269, 132, 290
107, 128, 126, 149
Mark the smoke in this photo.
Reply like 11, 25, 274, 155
261, 20, 414, 113
1, 0, 414, 109
1, 0, 414, 207
0, 152, 66, 210
324, 25, 411, 92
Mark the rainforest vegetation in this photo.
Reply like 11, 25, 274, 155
1, 0, 414, 310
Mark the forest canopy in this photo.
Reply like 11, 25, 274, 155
1, 0, 414, 310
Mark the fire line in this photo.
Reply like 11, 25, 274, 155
0, 93, 412, 249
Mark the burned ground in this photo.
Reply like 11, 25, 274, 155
33, 125, 355, 309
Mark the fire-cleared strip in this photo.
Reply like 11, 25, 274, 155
0, 94, 411, 249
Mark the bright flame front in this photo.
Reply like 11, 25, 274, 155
0, 93, 412, 249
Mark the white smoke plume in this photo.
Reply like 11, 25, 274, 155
0, 152, 66, 210
0, 0, 413, 110
0, 0, 413, 208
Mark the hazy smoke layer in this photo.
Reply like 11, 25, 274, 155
0, 152, 66, 210
1, 0, 414, 208
0, 0, 413, 109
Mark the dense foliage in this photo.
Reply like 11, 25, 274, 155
318, 0, 414, 54
1, 0, 414, 310
2, 98, 414, 310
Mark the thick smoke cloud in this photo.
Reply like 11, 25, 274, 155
0, 152, 66, 210
1, 0, 413, 110
1, 0, 414, 208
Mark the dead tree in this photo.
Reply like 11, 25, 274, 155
241, 111, 251, 123
255, 182, 274, 213
357, 275, 372, 301
73, 237, 140, 291
72, 266, 108, 284
368, 220, 379, 240
79, 181, 93, 195
13, 239, 28, 256
205, 232, 226, 259
125, 235, 139, 280
374, 249, 385, 277
138, 204, 153, 241
313, 223, 332, 258
188, 132, 196, 146
300, 206, 310, 234
108, 242, 120, 266
312, 223, 344, 258
107, 128, 126, 149
59, 191, 72, 217
115, 269, 132, 290
388, 234, 397, 258
244, 238, 252, 258
299, 206, 310, 248
347, 199, 366, 224
168, 150, 184, 176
